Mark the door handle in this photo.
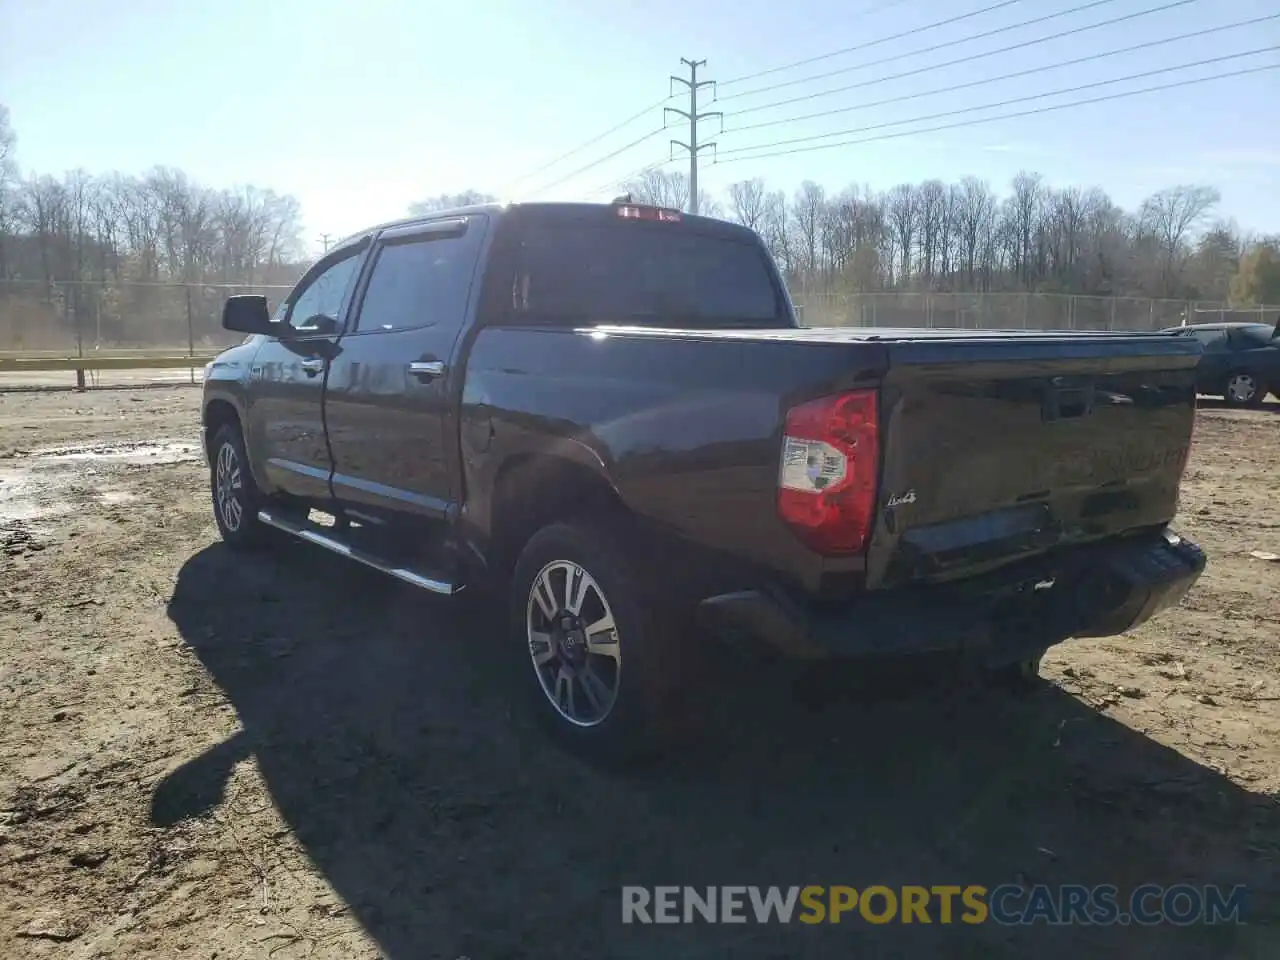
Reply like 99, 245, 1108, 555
408, 361, 445, 381
299, 358, 324, 375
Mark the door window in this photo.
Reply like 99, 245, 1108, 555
1189, 329, 1229, 352
1229, 324, 1276, 349
286, 249, 365, 333
353, 219, 486, 333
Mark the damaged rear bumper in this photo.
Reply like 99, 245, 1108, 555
697, 529, 1206, 666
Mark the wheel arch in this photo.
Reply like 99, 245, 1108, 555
486, 451, 626, 577
203, 397, 244, 463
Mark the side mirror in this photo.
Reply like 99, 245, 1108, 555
222, 295, 275, 335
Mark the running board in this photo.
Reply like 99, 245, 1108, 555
257, 509, 460, 595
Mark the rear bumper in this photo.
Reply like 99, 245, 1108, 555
696, 529, 1205, 666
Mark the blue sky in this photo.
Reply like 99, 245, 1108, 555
2, 0, 1277, 250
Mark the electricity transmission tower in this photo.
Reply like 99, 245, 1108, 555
666, 58, 721, 215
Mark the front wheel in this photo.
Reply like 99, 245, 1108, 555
510, 519, 682, 760
1223, 371, 1266, 408
209, 423, 269, 549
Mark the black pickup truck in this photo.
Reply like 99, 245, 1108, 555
203, 199, 1206, 754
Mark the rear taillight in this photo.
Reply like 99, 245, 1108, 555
777, 389, 880, 555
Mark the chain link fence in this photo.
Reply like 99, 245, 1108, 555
0, 280, 293, 354
793, 291, 1279, 332
3, 280, 1278, 353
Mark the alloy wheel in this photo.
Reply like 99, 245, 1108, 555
215, 441, 244, 532
1226, 373, 1258, 404
526, 560, 622, 726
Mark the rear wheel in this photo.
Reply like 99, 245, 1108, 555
1224, 371, 1265, 408
209, 423, 269, 549
511, 519, 682, 760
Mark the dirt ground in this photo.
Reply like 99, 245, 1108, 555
0, 388, 1277, 959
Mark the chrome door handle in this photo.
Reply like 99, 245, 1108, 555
299, 358, 324, 375
408, 361, 445, 380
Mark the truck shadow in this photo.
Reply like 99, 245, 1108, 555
156, 542, 1277, 959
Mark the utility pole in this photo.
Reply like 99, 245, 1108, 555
666, 58, 721, 216
318, 233, 332, 254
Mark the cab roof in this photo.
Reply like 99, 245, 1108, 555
329, 200, 757, 253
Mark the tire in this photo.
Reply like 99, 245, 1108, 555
209, 423, 269, 549
1223, 371, 1266, 408
510, 518, 683, 761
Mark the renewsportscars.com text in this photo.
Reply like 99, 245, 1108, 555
621, 884, 1247, 926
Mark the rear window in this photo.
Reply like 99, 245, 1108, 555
512, 223, 783, 328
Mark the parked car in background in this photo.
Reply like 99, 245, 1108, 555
1160, 321, 1280, 407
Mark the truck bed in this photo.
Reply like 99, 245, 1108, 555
465, 322, 1201, 596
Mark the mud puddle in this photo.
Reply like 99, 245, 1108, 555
0, 439, 200, 524
25, 439, 201, 465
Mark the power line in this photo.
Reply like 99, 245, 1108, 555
501, 95, 672, 192
716, 48, 1277, 158
712, 62, 1277, 165
718, 0, 1199, 104
725, 14, 1279, 134
724, 0, 1212, 117
524, 125, 669, 198
718, 0, 1024, 88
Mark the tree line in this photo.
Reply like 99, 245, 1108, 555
0, 106, 305, 292
2, 99, 1277, 312
625, 168, 1280, 306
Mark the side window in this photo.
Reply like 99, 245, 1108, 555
352, 219, 486, 333
1191, 329, 1229, 352
1230, 325, 1275, 349
285, 250, 365, 333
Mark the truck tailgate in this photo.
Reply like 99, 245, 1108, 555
866, 332, 1202, 590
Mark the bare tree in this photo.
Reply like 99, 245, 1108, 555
1043, 186, 1086, 290
791, 181, 826, 286
917, 180, 946, 284
887, 184, 918, 286
622, 169, 717, 216
624, 169, 685, 210
954, 177, 995, 290
1079, 189, 1126, 294
0, 104, 17, 280
760, 190, 793, 276
18, 174, 68, 292
727, 178, 768, 231
819, 186, 885, 291
1007, 171, 1043, 287
1139, 185, 1221, 295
